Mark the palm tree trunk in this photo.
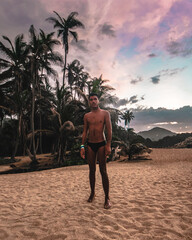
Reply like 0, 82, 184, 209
26, 146, 35, 161
22, 124, 26, 156
22, 121, 34, 161
35, 138, 39, 153
39, 113, 43, 154
39, 80, 43, 154
11, 136, 19, 161
31, 57, 37, 163
11, 112, 22, 161
63, 51, 67, 86
63, 140, 68, 161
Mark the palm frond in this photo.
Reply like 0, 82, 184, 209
74, 87, 89, 106
69, 31, 78, 41
2, 36, 15, 53
0, 39, 14, 60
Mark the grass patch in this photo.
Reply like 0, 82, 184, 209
63, 157, 87, 166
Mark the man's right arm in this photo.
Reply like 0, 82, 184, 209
80, 114, 88, 159
104, 111, 112, 157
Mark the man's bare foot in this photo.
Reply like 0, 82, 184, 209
87, 194, 95, 203
104, 198, 111, 209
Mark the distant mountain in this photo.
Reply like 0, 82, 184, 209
138, 127, 176, 141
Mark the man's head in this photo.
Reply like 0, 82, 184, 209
89, 93, 99, 109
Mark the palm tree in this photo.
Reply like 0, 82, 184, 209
37, 29, 62, 153
73, 75, 117, 129
28, 25, 63, 160
0, 89, 4, 126
49, 80, 77, 163
0, 34, 30, 160
46, 11, 85, 86
28, 25, 43, 162
38, 29, 63, 78
49, 108, 75, 164
67, 59, 89, 99
121, 110, 135, 130
52, 80, 73, 122
110, 108, 122, 129
88, 74, 116, 110
91, 75, 115, 98
67, 60, 77, 96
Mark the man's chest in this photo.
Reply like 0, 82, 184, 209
87, 114, 105, 126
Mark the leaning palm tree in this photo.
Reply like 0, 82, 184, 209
46, 11, 85, 86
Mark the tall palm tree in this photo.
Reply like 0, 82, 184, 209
28, 25, 63, 160
28, 25, 42, 162
37, 29, 62, 153
121, 110, 135, 130
46, 11, 85, 86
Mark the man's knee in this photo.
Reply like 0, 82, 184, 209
99, 165, 107, 176
89, 166, 96, 174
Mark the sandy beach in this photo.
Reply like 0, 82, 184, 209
0, 148, 192, 240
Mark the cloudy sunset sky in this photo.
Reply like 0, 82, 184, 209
0, 0, 192, 133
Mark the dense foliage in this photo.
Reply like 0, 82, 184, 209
0, 11, 135, 165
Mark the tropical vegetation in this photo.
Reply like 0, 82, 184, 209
0, 11, 136, 167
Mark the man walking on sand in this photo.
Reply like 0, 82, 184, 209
80, 93, 112, 209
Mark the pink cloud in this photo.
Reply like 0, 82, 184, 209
38, 0, 192, 90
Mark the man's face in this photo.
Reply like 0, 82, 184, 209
89, 95, 99, 108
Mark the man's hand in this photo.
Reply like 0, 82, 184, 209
80, 148, 85, 159
105, 144, 111, 158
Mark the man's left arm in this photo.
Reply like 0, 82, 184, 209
105, 111, 112, 157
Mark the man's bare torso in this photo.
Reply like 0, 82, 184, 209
85, 109, 107, 143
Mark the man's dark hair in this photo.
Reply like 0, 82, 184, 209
89, 92, 99, 99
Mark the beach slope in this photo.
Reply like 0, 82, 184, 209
0, 148, 191, 240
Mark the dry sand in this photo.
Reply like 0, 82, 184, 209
0, 148, 192, 240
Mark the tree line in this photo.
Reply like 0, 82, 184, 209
0, 11, 135, 165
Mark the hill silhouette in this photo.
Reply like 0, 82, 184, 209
138, 127, 176, 141
134, 132, 192, 148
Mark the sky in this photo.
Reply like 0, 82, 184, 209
0, 0, 192, 133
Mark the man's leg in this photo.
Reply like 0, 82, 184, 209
97, 146, 111, 209
87, 146, 96, 202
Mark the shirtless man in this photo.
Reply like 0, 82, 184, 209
80, 93, 112, 209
